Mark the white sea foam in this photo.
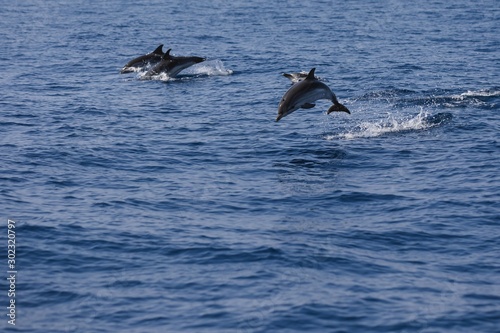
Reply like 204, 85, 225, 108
455, 89, 500, 98
327, 109, 448, 140
442, 89, 500, 108
180, 59, 234, 76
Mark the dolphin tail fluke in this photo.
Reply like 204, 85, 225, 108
327, 102, 351, 114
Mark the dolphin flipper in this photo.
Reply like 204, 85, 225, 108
301, 103, 316, 109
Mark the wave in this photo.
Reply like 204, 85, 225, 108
455, 88, 500, 98
425, 88, 500, 109
327, 110, 453, 140
355, 88, 499, 109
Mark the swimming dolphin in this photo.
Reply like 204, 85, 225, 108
120, 44, 165, 73
282, 71, 320, 83
143, 49, 206, 79
276, 68, 350, 122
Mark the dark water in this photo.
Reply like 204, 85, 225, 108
1, 1, 499, 332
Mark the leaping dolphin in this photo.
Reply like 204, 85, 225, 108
143, 49, 206, 79
120, 44, 165, 73
276, 68, 350, 122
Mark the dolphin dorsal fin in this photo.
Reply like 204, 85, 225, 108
306, 68, 316, 80
153, 44, 164, 55
162, 49, 171, 59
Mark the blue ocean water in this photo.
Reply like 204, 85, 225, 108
1, 0, 499, 332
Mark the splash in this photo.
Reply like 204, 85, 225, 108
136, 59, 233, 81
327, 110, 452, 140
181, 59, 233, 76
139, 72, 171, 81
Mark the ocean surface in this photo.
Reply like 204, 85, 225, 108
1, 0, 499, 332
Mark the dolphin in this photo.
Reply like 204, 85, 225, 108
276, 68, 350, 122
282, 71, 320, 83
143, 49, 206, 79
120, 44, 165, 73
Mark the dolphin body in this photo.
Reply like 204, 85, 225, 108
143, 49, 206, 79
120, 44, 165, 73
276, 68, 350, 122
